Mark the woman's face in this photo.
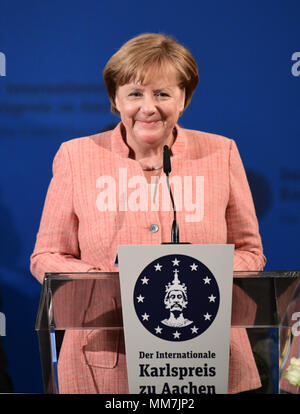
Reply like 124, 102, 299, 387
115, 68, 185, 151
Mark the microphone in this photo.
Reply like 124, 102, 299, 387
163, 145, 171, 175
163, 145, 179, 243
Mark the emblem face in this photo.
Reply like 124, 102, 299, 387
133, 254, 220, 341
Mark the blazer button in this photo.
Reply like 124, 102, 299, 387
149, 224, 159, 233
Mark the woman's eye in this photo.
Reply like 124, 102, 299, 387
157, 92, 169, 97
129, 92, 142, 97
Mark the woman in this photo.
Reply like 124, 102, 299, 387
30, 33, 266, 393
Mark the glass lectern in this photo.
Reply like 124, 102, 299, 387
35, 271, 300, 394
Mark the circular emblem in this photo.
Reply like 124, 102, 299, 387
133, 254, 220, 342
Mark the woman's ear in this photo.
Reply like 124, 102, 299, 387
179, 89, 186, 115
114, 92, 120, 113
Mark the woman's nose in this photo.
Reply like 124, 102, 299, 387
140, 95, 156, 114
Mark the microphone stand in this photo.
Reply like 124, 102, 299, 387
162, 145, 190, 245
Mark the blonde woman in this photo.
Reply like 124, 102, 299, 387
31, 33, 266, 394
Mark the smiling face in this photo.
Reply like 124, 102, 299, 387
115, 67, 185, 155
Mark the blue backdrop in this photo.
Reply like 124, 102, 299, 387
0, 0, 299, 392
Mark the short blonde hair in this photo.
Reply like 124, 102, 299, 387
103, 33, 199, 115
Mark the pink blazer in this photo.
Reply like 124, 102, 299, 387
30, 123, 266, 394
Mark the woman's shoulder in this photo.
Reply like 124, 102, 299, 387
178, 126, 234, 158
64, 129, 113, 148
181, 126, 233, 146
58, 127, 116, 157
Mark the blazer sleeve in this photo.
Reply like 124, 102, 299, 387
30, 143, 100, 284
226, 140, 266, 271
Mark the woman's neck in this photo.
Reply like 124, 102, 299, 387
121, 124, 177, 164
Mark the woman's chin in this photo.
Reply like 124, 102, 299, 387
136, 134, 166, 146
133, 126, 169, 146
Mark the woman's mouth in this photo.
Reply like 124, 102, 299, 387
136, 120, 162, 125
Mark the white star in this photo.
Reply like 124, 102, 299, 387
142, 313, 150, 321
154, 263, 162, 271
141, 276, 149, 285
208, 294, 216, 302
155, 326, 162, 334
136, 294, 144, 303
203, 276, 211, 284
204, 313, 212, 321
172, 258, 180, 266
173, 331, 181, 339
191, 326, 199, 334
190, 263, 198, 271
